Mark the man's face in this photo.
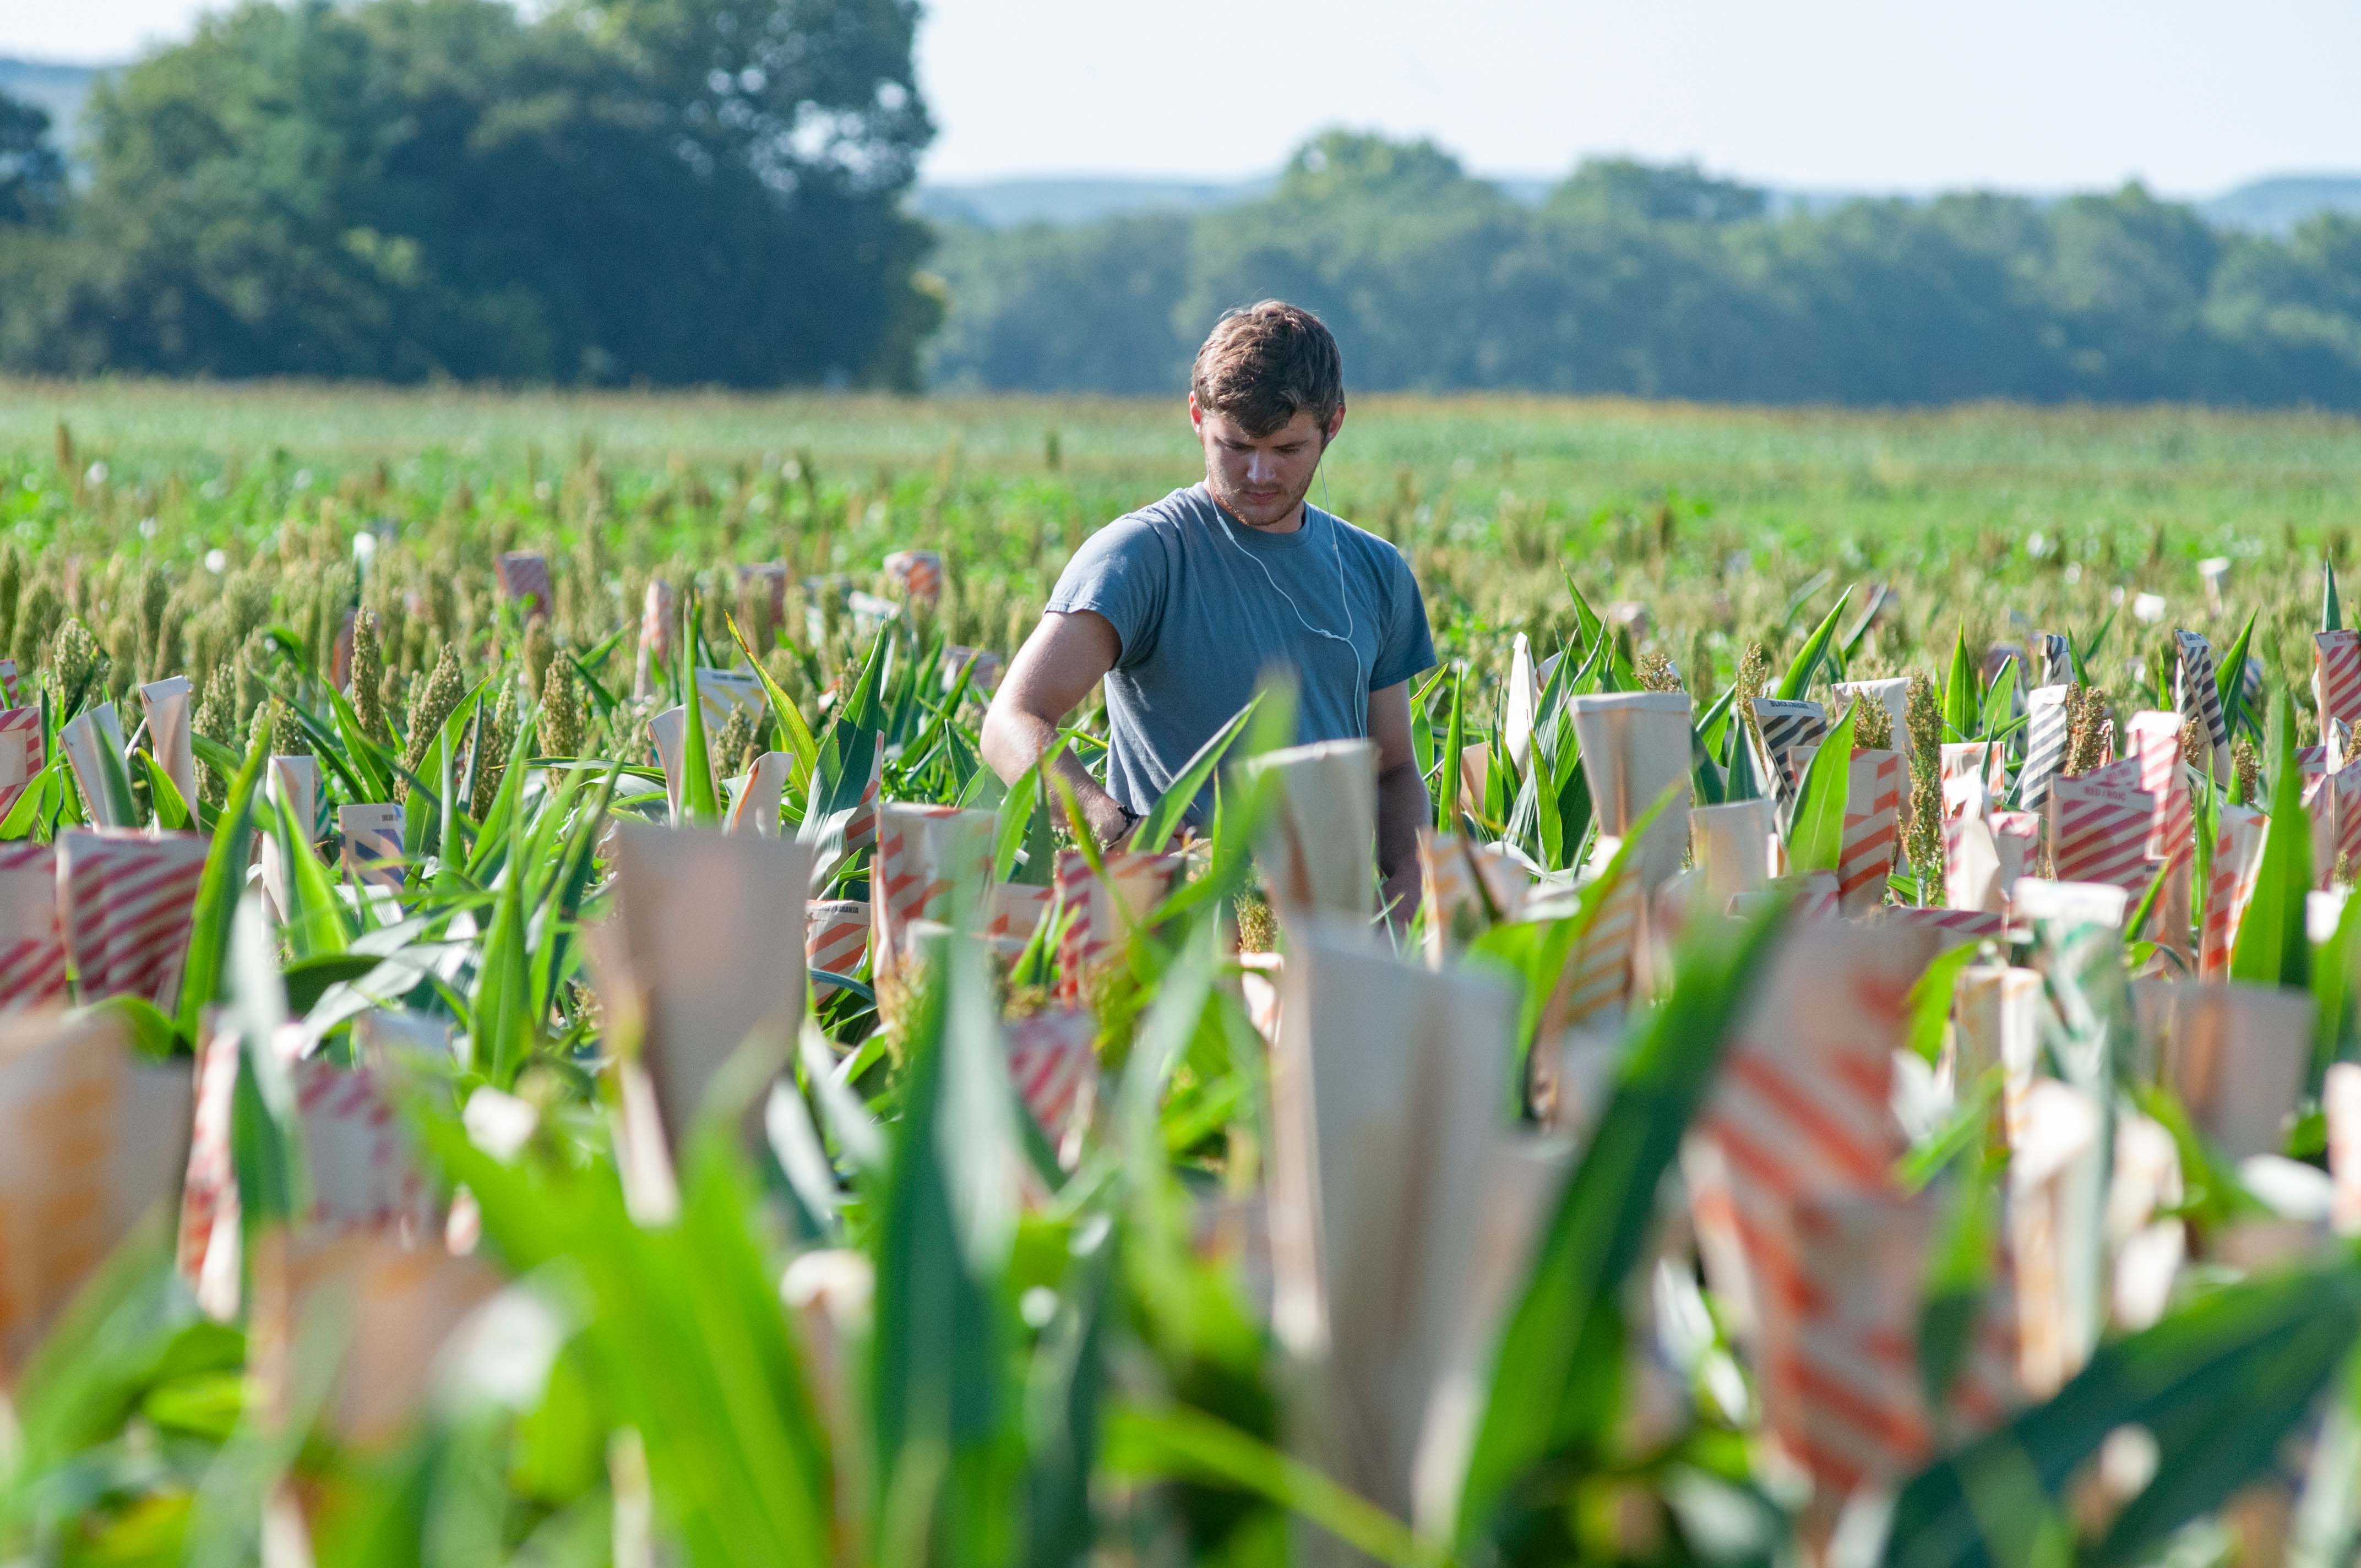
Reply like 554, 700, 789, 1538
1190, 395, 1342, 531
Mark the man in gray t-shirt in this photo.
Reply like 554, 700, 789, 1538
981, 301, 1436, 919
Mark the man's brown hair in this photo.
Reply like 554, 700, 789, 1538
1191, 301, 1345, 438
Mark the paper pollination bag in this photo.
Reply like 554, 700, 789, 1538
2048, 772, 2156, 898
646, 705, 714, 825
138, 675, 198, 814
870, 803, 994, 977
1832, 677, 1912, 772
1875, 905, 2006, 949
598, 823, 815, 1162
0, 1009, 193, 1374
0, 703, 41, 820
2327, 1063, 2361, 1237
804, 899, 871, 1006
0, 842, 67, 1011
1053, 848, 1178, 1003
983, 881, 1053, 946
1248, 739, 1378, 923
2175, 629, 2232, 780
0, 657, 16, 706
634, 578, 674, 699
2150, 981, 2314, 1160
882, 548, 944, 608
338, 803, 405, 896
2318, 630, 2361, 743
1749, 696, 1827, 813
2008, 1079, 2106, 1398
1416, 828, 1536, 963
281, 1235, 507, 1451
727, 751, 790, 837
1836, 748, 1905, 915
493, 550, 553, 620
2018, 684, 2073, 813
1569, 691, 1693, 892
54, 827, 209, 1009
1690, 797, 1774, 909
1531, 839, 1643, 1031
261, 754, 319, 921
1939, 739, 2009, 796
1502, 633, 1539, 775
2199, 804, 2268, 978
1268, 919, 1519, 1533
1003, 1008, 1099, 1155
1954, 964, 2043, 1148
58, 701, 134, 828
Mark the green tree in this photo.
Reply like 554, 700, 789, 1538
0, 90, 65, 227
10, 0, 934, 386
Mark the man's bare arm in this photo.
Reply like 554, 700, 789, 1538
1367, 679, 1430, 923
981, 609, 1134, 847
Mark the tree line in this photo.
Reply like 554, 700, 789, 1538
5, 7, 2361, 408
0, 0, 937, 388
927, 131, 2361, 409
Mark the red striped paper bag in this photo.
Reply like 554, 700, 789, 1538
494, 550, 552, 620
338, 803, 405, 895
1875, 905, 2006, 950
295, 1061, 437, 1243
138, 676, 198, 815
2049, 773, 2156, 897
103, 832, 208, 1011
882, 548, 943, 608
0, 1011, 192, 1374
1774, 1190, 2018, 1493
0, 705, 40, 822
2199, 805, 2267, 977
2320, 630, 2361, 742
841, 744, 884, 851
1053, 847, 1178, 1003
804, 899, 871, 1004
1837, 748, 1903, 915
1417, 829, 1536, 961
0, 843, 67, 1011
176, 1025, 241, 1317
738, 561, 790, 625
1727, 869, 1841, 924
872, 803, 994, 986
984, 881, 1053, 945
1004, 1008, 1098, 1153
2335, 764, 2361, 882
2123, 711, 2195, 865
54, 829, 132, 998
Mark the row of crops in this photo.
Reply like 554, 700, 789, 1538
6, 454, 2361, 1567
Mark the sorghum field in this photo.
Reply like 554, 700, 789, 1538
3, 380, 2361, 1568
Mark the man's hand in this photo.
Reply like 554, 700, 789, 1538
982, 609, 1134, 848
1367, 679, 1431, 928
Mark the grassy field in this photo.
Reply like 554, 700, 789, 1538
5, 379, 2358, 688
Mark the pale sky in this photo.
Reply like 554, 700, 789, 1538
9, 0, 2359, 195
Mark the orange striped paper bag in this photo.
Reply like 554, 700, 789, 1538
2320, 630, 2361, 743
0, 705, 39, 822
2049, 772, 2156, 897
1004, 1008, 1098, 1153
2199, 804, 2267, 978
1837, 748, 1903, 915
1053, 848, 1178, 1003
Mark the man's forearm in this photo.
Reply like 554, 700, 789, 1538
982, 704, 1130, 845
1374, 758, 1430, 918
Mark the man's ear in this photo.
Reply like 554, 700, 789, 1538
1325, 403, 1347, 443
1188, 391, 1203, 431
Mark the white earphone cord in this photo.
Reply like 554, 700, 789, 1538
1214, 491, 1367, 737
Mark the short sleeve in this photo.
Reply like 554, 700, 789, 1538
1046, 515, 1166, 668
1369, 547, 1436, 690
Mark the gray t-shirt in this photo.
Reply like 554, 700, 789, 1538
1046, 483, 1436, 820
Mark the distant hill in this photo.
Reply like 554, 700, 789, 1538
0, 57, 102, 140
2200, 175, 2361, 234
915, 170, 2361, 235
